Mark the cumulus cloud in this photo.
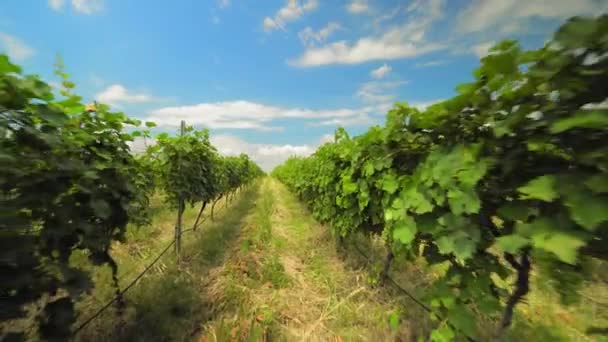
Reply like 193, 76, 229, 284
357, 80, 407, 104
457, 0, 605, 33
298, 23, 342, 47
319, 133, 335, 144
49, 0, 64, 10
370, 63, 391, 79
316, 114, 374, 126
0, 33, 35, 61
71, 0, 104, 14
96, 84, 156, 106
415, 60, 447, 68
49, 0, 104, 14
471, 41, 495, 58
347, 0, 369, 14
145, 100, 386, 130
410, 99, 443, 111
263, 0, 318, 32
289, 28, 443, 66
128, 133, 344, 172
127, 136, 155, 154
211, 134, 322, 171
218, 0, 230, 8
289, 0, 446, 66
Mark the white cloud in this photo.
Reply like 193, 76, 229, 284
290, 0, 446, 66
298, 23, 341, 47
408, 0, 445, 21
96, 84, 156, 106
289, 29, 443, 66
71, 0, 104, 14
316, 114, 374, 126
49, 0, 65, 10
347, 0, 369, 14
49, 0, 103, 14
128, 136, 155, 154
410, 99, 443, 111
415, 60, 447, 68
211, 134, 321, 171
145, 100, 390, 130
263, 0, 318, 32
357, 80, 407, 104
370, 63, 391, 79
130, 133, 333, 171
457, 0, 605, 33
0, 33, 35, 61
319, 133, 334, 144
472, 41, 495, 58
218, 0, 230, 9
371, 4, 403, 29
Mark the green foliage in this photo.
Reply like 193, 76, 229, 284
149, 127, 220, 207
0, 54, 264, 340
0, 55, 155, 339
273, 15, 608, 340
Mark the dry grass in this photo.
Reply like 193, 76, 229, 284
198, 179, 417, 342
73, 185, 260, 342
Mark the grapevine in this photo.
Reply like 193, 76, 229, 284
0, 54, 263, 340
274, 15, 608, 340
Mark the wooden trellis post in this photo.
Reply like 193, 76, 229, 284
175, 120, 185, 258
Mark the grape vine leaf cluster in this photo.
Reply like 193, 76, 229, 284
273, 15, 607, 340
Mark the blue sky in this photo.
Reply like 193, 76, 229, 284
1, 0, 606, 170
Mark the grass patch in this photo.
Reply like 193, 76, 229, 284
74, 184, 260, 342
261, 256, 291, 288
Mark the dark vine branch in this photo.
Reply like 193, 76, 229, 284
497, 248, 531, 337
192, 201, 207, 231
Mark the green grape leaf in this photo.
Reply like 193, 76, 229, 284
477, 296, 502, 316
145, 121, 157, 128
0, 54, 22, 73
585, 174, 608, 193
447, 188, 480, 215
497, 202, 533, 221
532, 231, 586, 264
495, 234, 530, 253
392, 197, 406, 210
436, 231, 477, 261
393, 215, 417, 244
457, 158, 492, 186
402, 187, 434, 214
430, 324, 455, 342
342, 178, 358, 194
35, 106, 69, 126
447, 304, 476, 337
550, 110, 608, 133
363, 161, 375, 177
561, 186, 608, 230
518, 175, 558, 202
381, 173, 399, 194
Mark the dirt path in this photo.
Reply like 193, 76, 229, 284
199, 179, 411, 342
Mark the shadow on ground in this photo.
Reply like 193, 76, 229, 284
75, 185, 259, 342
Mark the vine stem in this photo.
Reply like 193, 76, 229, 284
210, 198, 219, 220
497, 248, 531, 338
192, 201, 207, 231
